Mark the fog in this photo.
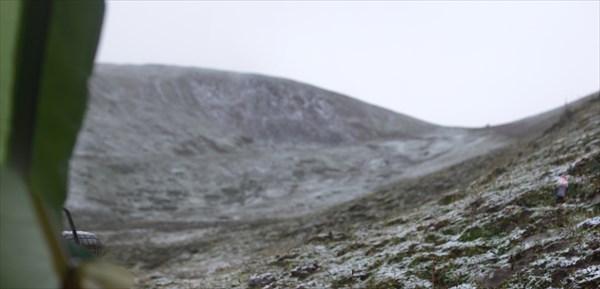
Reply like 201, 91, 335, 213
96, 1, 599, 127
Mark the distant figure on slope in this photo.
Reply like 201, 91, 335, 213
555, 175, 568, 203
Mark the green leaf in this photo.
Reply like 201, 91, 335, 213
0, 168, 60, 289
1, 0, 107, 287
65, 261, 134, 289
0, 0, 20, 166
29, 0, 106, 222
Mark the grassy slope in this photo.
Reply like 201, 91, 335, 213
139, 94, 599, 289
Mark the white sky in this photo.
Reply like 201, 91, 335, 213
96, 1, 600, 127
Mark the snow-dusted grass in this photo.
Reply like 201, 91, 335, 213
133, 97, 600, 289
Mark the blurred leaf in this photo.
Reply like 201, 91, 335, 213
0, 0, 19, 165
29, 0, 105, 221
0, 168, 59, 289
65, 261, 135, 289
1, 0, 110, 288
0, 1, 58, 288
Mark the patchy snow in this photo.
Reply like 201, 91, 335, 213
576, 216, 600, 228
573, 264, 600, 284
449, 284, 478, 289
531, 256, 582, 267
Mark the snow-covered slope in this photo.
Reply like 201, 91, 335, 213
67, 64, 509, 223
76, 64, 436, 158
64, 63, 597, 289
137, 93, 600, 289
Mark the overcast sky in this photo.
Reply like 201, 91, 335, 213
95, 1, 599, 127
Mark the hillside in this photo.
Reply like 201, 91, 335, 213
63, 63, 598, 289
77, 64, 437, 157
67, 64, 509, 224
143, 93, 597, 289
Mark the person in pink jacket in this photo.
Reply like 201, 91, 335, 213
556, 175, 568, 203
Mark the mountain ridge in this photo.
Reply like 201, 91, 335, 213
78, 63, 439, 159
